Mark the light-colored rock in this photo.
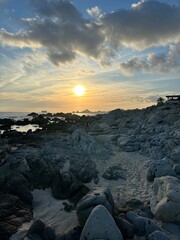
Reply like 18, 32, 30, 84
71, 129, 96, 153
76, 187, 114, 226
147, 159, 176, 182
80, 205, 123, 240
150, 176, 180, 223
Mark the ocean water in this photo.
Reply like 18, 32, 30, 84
0, 112, 38, 133
0, 112, 29, 120
0, 112, 102, 133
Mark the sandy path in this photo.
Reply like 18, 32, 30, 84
88, 134, 152, 208
11, 132, 152, 239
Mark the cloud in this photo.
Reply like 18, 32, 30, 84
0, 0, 104, 65
101, 0, 180, 49
48, 51, 76, 65
87, 6, 101, 19
0, 0, 180, 66
119, 43, 180, 75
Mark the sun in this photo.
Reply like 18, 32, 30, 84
73, 85, 86, 96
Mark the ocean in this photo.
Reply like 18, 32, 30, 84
0, 112, 29, 120
0, 111, 102, 133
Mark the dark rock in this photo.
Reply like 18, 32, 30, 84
11, 184, 33, 205
124, 198, 153, 218
173, 164, 180, 175
102, 165, 126, 180
51, 172, 89, 205
69, 181, 89, 205
76, 187, 114, 226
148, 230, 170, 240
28, 219, 45, 235
51, 171, 76, 199
126, 211, 160, 236
62, 202, 74, 212
27, 157, 55, 189
0, 194, 32, 240
56, 226, 82, 240
0, 162, 32, 205
114, 216, 135, 239
70, 157, 98, 183
41, 226, 56, 240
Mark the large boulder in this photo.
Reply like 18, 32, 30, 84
80, 205, 123, 240
27, 219, 56, 240
70, 157, 98, 183
0, 194, 32, 240
126, 211, 160, 236
0, 162, 33, 204
76, 187, 114, 226
71, 129, 96, 153
150, 176, 180, 223
147, 159, 176, 182
114, 216, 135, 239
51, 171, 89, 205
26, 156, 55, 189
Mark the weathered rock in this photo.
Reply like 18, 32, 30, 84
114, 216, 135, 239
80, 205, 123, 240
71, 129, 96, 153
51, 172, 89, 204
28, 219, 46, 235
70, 157, 98, 183
173, 164, 180, 176
148, 230, 170, 240
102, 165, 126, 180
0, 162, 33, 204
126, 211, 160, 236
150, 176, 180, 223
0, 194, 32, 240
77, 187, 114, 226
171, 146, 180, 164
41, 226, 56, 240
27, 157, 55, 189
124, 198, 153, 218
147, 159, 176, 182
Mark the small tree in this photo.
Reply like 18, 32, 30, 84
157, 97, 165, 106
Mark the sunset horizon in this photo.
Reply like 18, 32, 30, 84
0, 0, 180, 112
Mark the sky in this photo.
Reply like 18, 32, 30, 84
0, 0, 180, 112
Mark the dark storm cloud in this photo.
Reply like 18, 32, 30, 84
101, 0, 180, 49
48, 51, 76, 65
32, 0, 82, 23
0, 0, 104, 64
0, 0, 180, 66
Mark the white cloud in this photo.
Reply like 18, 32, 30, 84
0, 0, 180, 68
119, 43, 180, 75
87, 6, 101, 18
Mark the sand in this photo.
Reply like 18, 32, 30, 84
10, 133, 152, 239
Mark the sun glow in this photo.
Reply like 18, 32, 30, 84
73, 85, 86, 96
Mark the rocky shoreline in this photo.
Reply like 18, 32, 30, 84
0, 103, 180, 240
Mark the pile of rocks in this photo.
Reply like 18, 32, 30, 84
105, 105, 180, 160
24, 187, 172, 240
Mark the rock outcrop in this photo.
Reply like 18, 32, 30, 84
150, 176, 180, 223
80, 205, 123, 240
